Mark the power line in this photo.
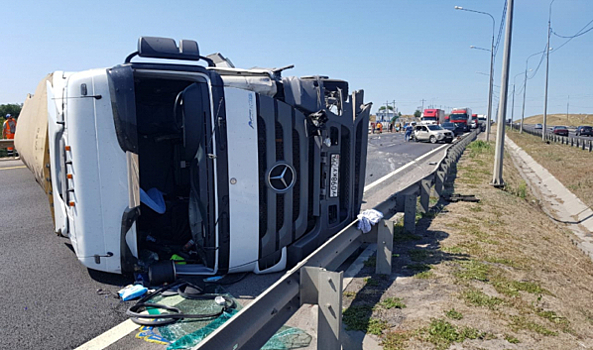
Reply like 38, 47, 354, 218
524, 18, 593, 82
552, 18, 593, 39
493, 0, 508, 57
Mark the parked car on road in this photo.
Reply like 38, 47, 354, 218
576, 126, 593, 137
412, 124, 454, 144
441, 122, 464, 136
552, 126, 569, 136
534, 123, 543, 130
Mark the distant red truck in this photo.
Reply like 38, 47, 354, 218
449, 108, 472, 131
421, 109, 446, 125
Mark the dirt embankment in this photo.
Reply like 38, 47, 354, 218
507, 130, 593, 207
343, 139, 593, 350
521, 113, 592, 127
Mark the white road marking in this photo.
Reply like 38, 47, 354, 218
74, 319, 139, 350
0, 165, 26, 171
363, 144, 448, 193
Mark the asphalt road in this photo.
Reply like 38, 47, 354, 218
0, 132, 449, 350
521, 124, 593, 141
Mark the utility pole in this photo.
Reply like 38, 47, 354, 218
492, 0, 514, 187
420, 99, 426, 111
566, 95, 569, 120
510, 84, 515, 130
543, 0, 556, 141
392, 100, 397, 120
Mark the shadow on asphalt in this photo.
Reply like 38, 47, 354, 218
88, 268, 134, 285
344, 160, 472, 339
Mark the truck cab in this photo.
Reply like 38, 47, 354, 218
44, 37, 372, 278
449, 108, 472, 132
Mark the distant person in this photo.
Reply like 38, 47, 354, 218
377, 122, 383, 134
389, 122, 393, 133
404, 122, 415, 142
2, 114, 17, 157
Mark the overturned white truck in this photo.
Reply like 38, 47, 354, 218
16, 37, 371, 281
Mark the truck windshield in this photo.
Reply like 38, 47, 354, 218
450, 113, 468, 120
422, 117, 437, 120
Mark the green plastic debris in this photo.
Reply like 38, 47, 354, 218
142, 285, 311, 350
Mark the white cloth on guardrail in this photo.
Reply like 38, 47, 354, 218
357, 209, 384, 233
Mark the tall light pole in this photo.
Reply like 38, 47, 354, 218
510, 72, 525, 130
455, 6, 495, 141
492, 0, 514, 187
543, 0, 556, 141
520, 50, 547, 133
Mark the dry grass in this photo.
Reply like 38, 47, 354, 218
506, 129, 593, 206
522, 113, 593, 127
344, 135, 593, 349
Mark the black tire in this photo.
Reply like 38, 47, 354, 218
149, 260, 176, 286
429, 135, 437, 144
414, 135, 419, 142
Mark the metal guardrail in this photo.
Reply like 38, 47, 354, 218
514, 125, 593, 152
193, 129, 480, 350
0, 139, 14, 149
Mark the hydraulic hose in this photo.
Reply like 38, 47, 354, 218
126, 281, 235, 326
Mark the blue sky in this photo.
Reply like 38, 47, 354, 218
1, 0, 591, 119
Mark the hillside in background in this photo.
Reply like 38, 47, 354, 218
521, 113, 592, 126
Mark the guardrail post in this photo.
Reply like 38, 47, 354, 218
375, 220, 394, 275
300, 267, 344, 350
318, 270, 343, 350
419, 177, 432, 213
403, 195, 416, 233
435, 169, 445, 196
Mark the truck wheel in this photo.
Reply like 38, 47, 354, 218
430, 136, 437, 144
149, 260, 176, 286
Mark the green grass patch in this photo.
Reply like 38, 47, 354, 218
415, 270, 435, 279
424, 318, 491, 350
513, 280, 546, 294
393, 230, 422, 243
408, 249, 430, 262
509, 316, 558, 336
343, 291, 356, 298
504, 334, 520, 344
492, 277, 547, 297
364, 277, 380, 287
407, 263, 431, 273
441, 246, 464, 254
453, 260, 490, 282
381, 330, 414, 350
461, 289, 503, 309
368, 318, 389, 335
505, 180, 528, 199
484, 256, 516, 267
467, 140, 492, 158
343, 305, 388, 335
536, 309, 572, 333
445, 308, 463, 320
469, 205, 483, 212
363, 257, 376, 268
381, 297, 406, 309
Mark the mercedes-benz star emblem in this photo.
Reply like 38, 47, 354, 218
268, 163, 296, 192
